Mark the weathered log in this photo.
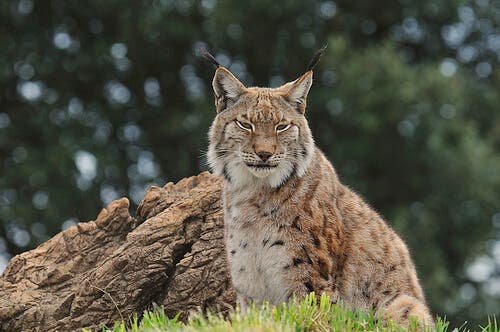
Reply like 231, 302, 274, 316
0, 172, 235, 331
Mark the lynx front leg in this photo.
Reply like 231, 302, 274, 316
237, 293, 250, 314
285, 271, 337, 305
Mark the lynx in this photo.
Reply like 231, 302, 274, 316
204, 48, 434, 327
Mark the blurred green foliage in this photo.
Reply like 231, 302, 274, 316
0, 0, 499, 327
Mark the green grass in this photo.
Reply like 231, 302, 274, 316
91, 293, 498, 332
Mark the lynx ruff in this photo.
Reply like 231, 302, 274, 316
204, 48, 434, 327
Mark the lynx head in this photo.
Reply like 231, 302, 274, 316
205, 48, 324, 188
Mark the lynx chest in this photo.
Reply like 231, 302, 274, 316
224, 202, 293, 305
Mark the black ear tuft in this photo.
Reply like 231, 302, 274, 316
200, 48, 220, 69
306, 44, 327, 71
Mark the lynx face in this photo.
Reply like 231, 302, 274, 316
207, 67, 315, 188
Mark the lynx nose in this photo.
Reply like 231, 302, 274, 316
256, 151, 272, 162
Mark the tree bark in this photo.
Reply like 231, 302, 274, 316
0, 172, 235, 331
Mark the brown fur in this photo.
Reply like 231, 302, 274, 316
206, 65, 434, 327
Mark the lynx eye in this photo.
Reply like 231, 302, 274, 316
276, 124, 291, 133
235, 120, 253, 131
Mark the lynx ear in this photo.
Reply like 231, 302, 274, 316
283, 71, 313, 114
212, 67, 246, 113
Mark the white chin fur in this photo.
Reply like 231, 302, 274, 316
226, 161, 296, 189
247, 167, 277, 178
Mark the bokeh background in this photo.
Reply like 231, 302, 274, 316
0, 0, 499, 327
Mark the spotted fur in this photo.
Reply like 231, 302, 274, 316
206, 65, 434, 327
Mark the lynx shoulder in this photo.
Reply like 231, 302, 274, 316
205, 50, 434, 327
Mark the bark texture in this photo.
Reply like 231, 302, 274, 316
0, 172, 235, 331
